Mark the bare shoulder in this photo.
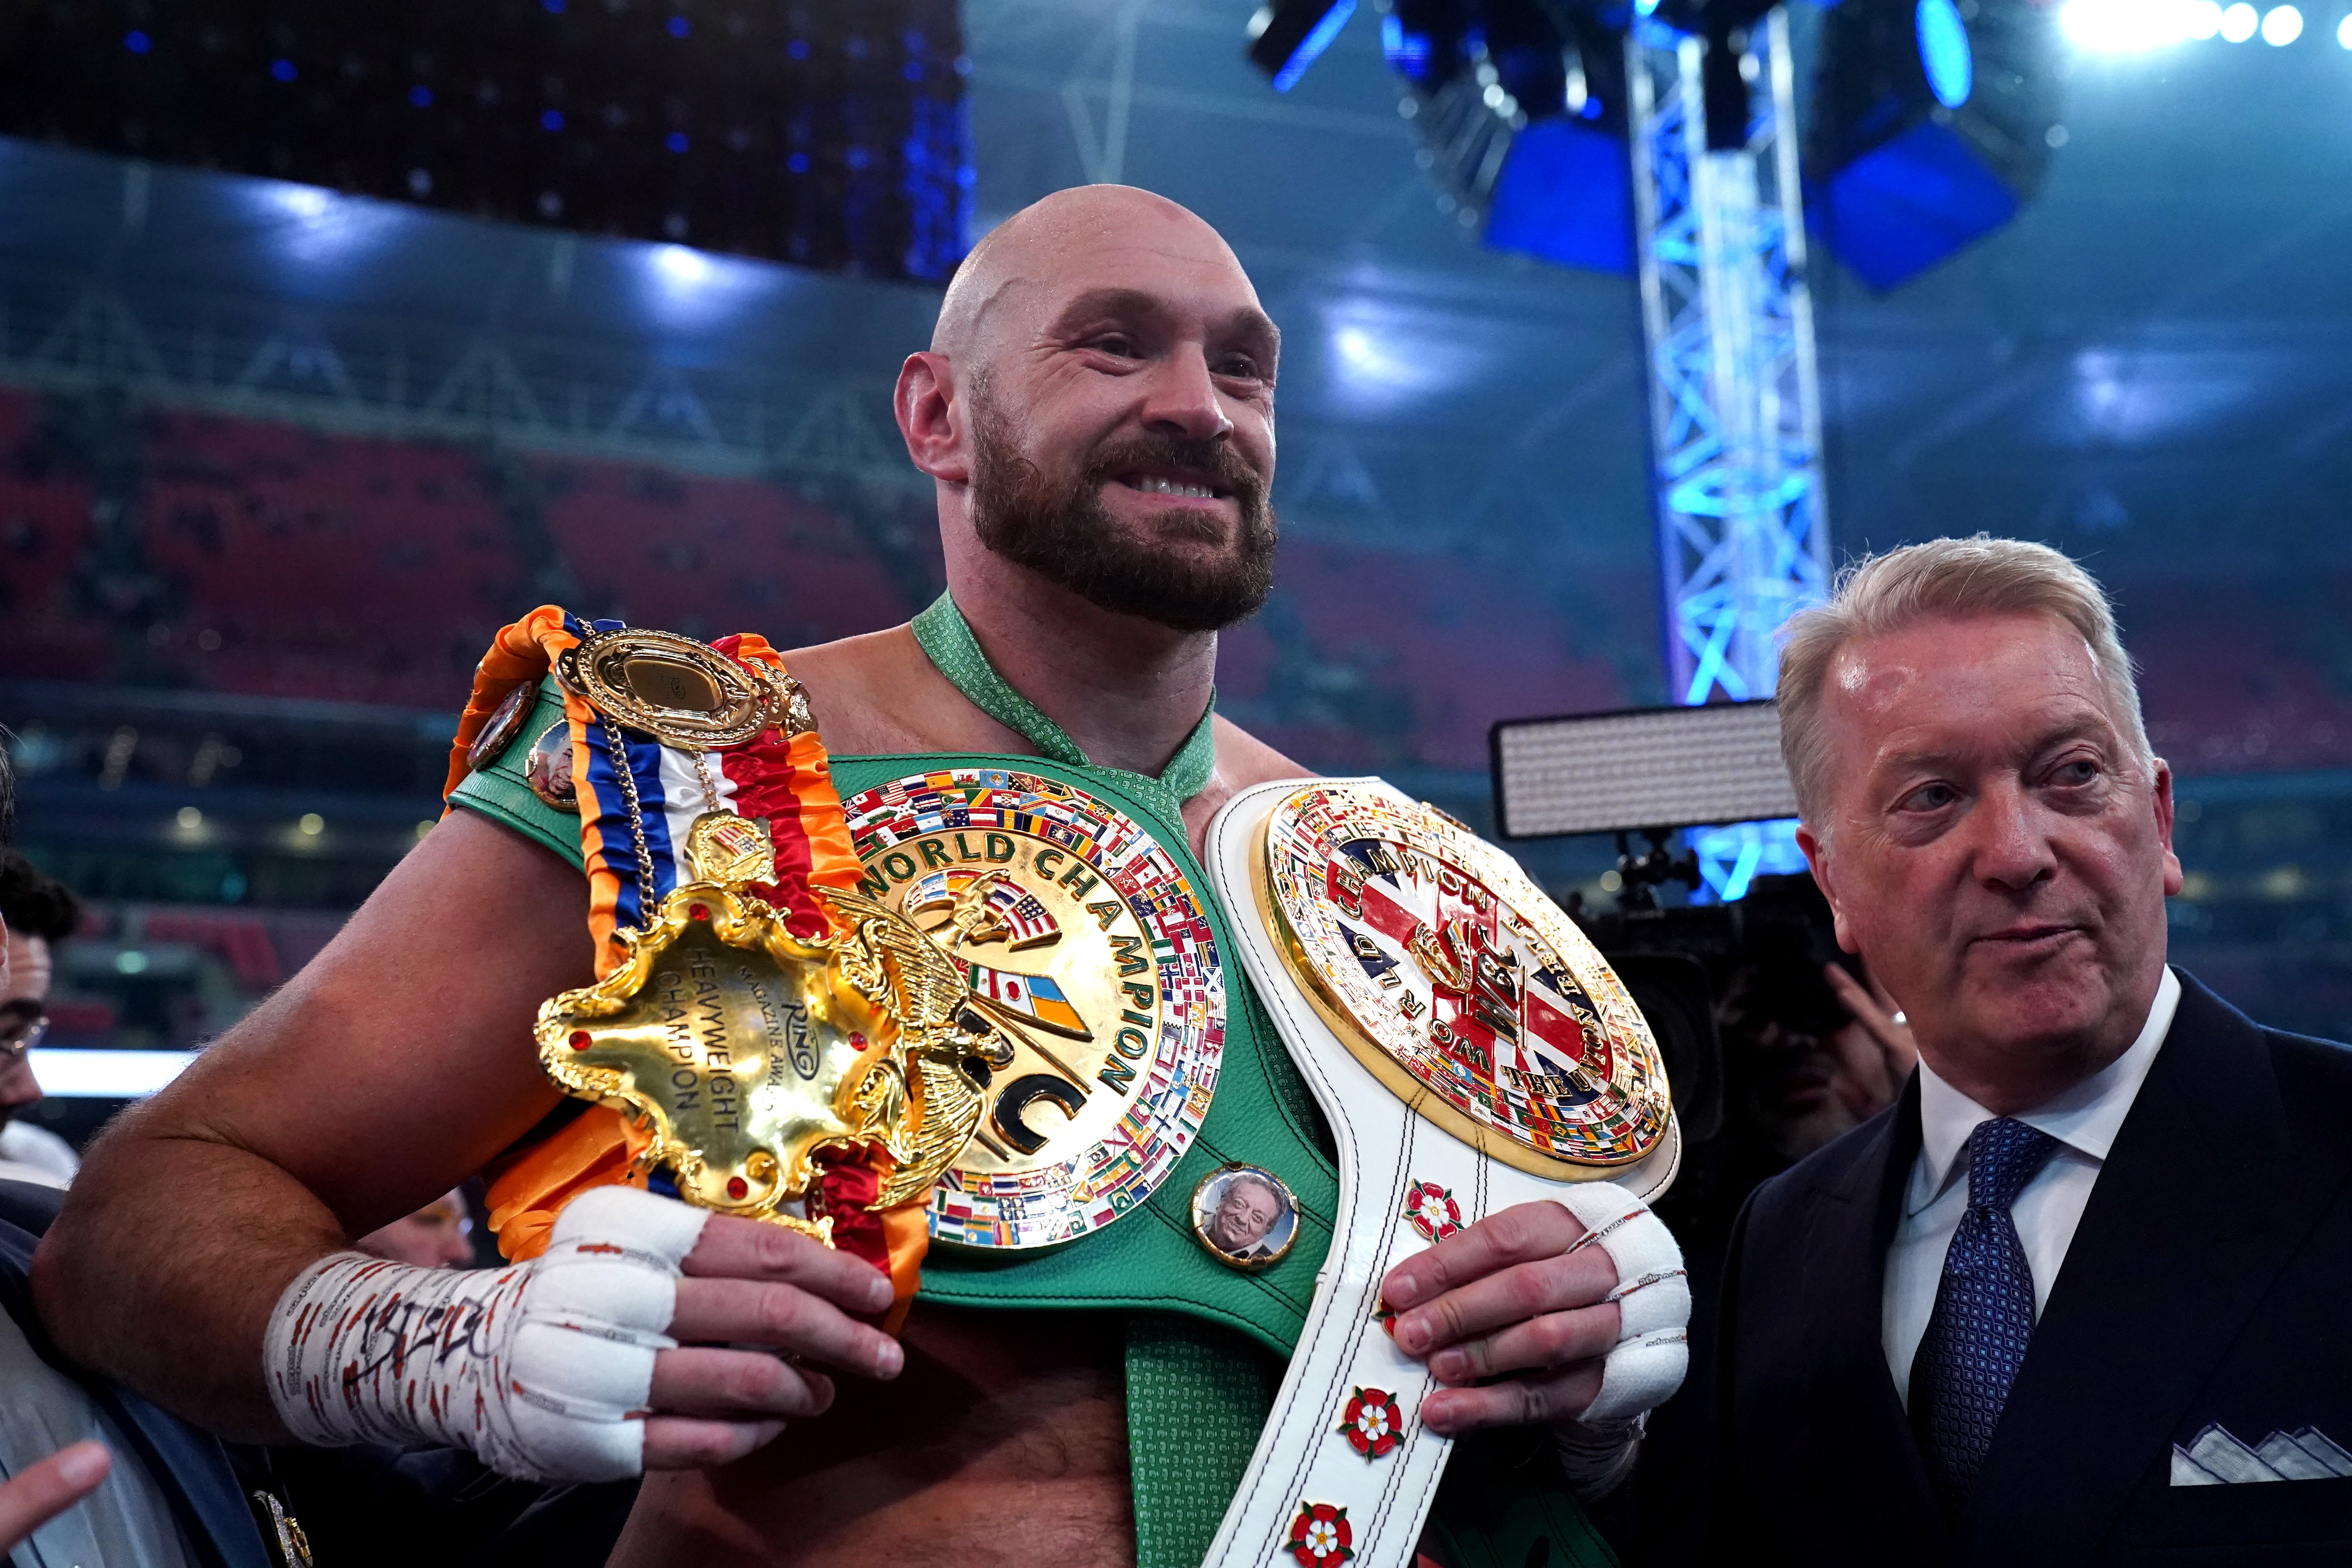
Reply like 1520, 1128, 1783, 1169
777, 624, 1021, 757
1210, 714, 1314, 790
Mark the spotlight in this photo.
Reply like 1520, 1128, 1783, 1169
298, 812, 325, 836
2339, 11, 2352, 44
1365, 0, 1632, 275
2260, 4, 2302, 42
2219, 3, 2259, 40
1246, 0, 1359, 93
653, 243, 710, 285
2185, 0, 2225, 38
2061, 0, 2192, 51
1811, 0, 2063, 289
1917, 0, 1975, 106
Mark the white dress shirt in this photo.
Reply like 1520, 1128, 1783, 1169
1882, 966, 2181, 1405
0, 1120, 80, 1187
0, 1306, 194, 1568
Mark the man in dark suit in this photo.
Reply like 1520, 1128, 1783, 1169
1710, 535, 2352, 1564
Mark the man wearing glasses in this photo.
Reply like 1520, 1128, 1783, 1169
0, 848, 82, 1188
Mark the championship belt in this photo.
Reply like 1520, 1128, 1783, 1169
1200, 779, 1681, 1568
447, 610, 998, 1299
838, 765, 1224, 1250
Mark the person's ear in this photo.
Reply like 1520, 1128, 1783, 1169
2151, 758, 2184, 897
895, 351, 971, 485
1797, 823, 1860, 956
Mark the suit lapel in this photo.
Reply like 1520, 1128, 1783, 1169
1963, 973, 2352, 1559
1796, 1074, 1948, 1551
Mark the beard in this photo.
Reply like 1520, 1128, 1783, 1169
968, 399, 1278, 634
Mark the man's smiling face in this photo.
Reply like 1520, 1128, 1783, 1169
1800, 612, 2181, 1107
1208, 1177, 1279, 1252
955, 198, 1281, 631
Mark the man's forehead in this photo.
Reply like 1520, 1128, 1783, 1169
1828, 614, 2118, 758
1007, 240, 1265, 334
1, 932, 47, 1004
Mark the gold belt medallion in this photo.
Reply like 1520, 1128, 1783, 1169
841, 768, 1225, 1250
1256, 782, 1670, 1174
527, 627, 991, 1241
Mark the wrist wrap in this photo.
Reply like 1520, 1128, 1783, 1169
1555, 1181, 1691, 1425
263, 1186, 708, 1481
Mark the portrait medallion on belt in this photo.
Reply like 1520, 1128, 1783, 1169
1257, 783, 1671, 1174
842, 768, 1225, 1250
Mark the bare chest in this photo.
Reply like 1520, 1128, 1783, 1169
610, 1307, 1134, 1568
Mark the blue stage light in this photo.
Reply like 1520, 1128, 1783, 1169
1482, 118, 1634, 275
123, 29, 151, 54
667, 15, 690, 38
542, 0, 565, 11
1916, 0, 1974, 107
408, 85, 432, 107
269, 58, 296, 83
666, 131, 689, 153
1246, 0, 1358, 94
1820, 118, 2021, 289
541, 109, 564, 131
788, 152, 811, 173
1382, 14, 1434, 79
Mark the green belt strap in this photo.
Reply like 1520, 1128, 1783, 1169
1127, 1314, 1284, 1568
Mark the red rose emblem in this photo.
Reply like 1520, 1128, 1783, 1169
1337, 1385, 1404, 1459
1403, 1179, 1463, 1243
1287, 1500, 1354, 1568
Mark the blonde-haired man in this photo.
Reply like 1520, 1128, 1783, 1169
1708, 536, 2352, 1563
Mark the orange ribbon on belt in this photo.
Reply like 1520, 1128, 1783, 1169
445, 608, 927, 1329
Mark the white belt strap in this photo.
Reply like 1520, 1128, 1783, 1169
1201, 778, 1683, 1568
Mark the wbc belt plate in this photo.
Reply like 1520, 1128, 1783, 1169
842, 768, 1223, 1250
1199, 779, 1677, 1568
1259, 782, 1669, 1174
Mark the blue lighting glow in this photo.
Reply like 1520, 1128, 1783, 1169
653, 245, 711, 286
1484, 119, 1635, 275
123, 29, 151, 54
788, 38, 810, 60
541, 109, 564, 131
269, 58, 297, 82
543, 0, 564, 11
1381, 14, 1434, 79
788, 152, 811, 173
667, 15, 690, 38
666, 130, 690, 153
1916, 0, 1974, 108
409, 85, 433, 107
1689, 820, 1808, 903
1271, 0, 1358, 93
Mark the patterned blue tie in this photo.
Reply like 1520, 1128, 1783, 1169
1910, 1116, 2060, 1517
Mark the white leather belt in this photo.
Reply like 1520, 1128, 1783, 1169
1201, 777, 1682, 1568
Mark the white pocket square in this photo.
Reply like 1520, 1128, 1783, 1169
2172, 1423, 2352, 1485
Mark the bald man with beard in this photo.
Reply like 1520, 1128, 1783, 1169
34, 188, 1655, 1568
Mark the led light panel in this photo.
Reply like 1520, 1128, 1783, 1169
1490, 700, 1798, 839
28, 1049, 197, 1099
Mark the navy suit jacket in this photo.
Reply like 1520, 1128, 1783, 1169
1710, 971, 2352, 1565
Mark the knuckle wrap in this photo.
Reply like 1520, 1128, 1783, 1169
1551, 1183, 1691, 1425
263, 1185, 710, 1483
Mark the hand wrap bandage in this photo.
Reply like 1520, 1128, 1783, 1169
264, 1186, 709, 1482
1549, 1182, 1690, 1497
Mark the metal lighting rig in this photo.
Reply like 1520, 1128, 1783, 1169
1626, 9, 1828, 713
